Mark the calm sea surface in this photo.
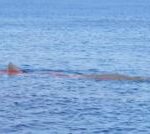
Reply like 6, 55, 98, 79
0, 0, 150, 133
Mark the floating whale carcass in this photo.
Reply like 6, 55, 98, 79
0, 63, 149, 81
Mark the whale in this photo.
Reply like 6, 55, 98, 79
0, 63, 149, 81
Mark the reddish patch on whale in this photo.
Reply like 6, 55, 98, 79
7, 69, 23, 75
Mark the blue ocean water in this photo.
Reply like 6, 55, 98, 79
0, 0, 150, 133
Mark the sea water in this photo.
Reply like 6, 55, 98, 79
0, 0, 150, 133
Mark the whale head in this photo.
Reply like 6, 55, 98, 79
7, 62, 23, 75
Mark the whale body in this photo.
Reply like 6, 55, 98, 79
82, 73, 144, 81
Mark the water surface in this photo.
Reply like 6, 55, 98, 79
0, 0, 150, 133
